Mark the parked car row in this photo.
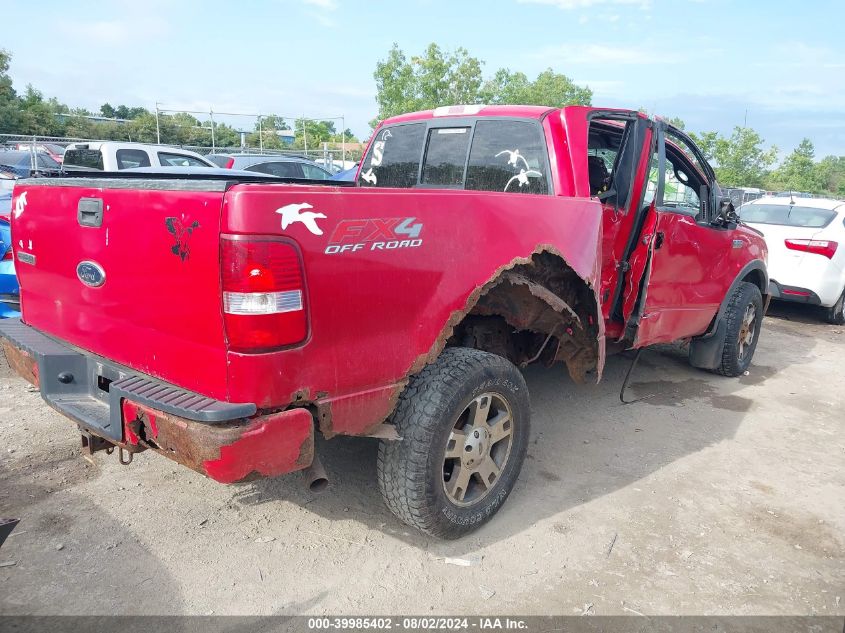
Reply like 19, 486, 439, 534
2, 141, 345, 181
205, 153, 334, 179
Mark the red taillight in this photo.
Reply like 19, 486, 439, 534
221, 237, 307, 351
0, 213, 9, 223
2, 249, 11, 261
784, 239, 838, 259
782, 289, 811, 297
225, 158, 235, 169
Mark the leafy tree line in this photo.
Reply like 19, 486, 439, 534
0, 49, 357, 152
687, 128, 843, 196
374, 43, 843, 198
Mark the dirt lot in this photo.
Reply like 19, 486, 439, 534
0, 303, 842, 616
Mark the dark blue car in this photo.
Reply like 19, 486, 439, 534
0, 150, 61, 178
0, 176, 20, 318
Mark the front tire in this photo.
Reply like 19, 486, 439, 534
825, 288, 845, 325
377, 347, 530, 539
716, 281, 763, 377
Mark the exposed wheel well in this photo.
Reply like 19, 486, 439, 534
447, 252, 600, 382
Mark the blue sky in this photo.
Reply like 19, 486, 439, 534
5, 0, 845, 158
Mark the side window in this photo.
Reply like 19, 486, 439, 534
300, 164, 331, 180
644, 153, 702, 214
246, 161, 304, 178
421, 127, 470, 186
466, 120, 548, 194
359, 123, 425, 188
157, 152, 208, 167
644, 129, 707, 218
116, 149, 151, 169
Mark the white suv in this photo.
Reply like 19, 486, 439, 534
740, 196, 845, 324
63, 142, 215, 171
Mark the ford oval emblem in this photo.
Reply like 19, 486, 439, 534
76, 261, 106, 288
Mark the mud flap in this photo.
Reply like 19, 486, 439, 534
688, 318, 728, 370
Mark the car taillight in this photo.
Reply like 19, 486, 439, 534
0, 213, 9, 223
225, 158, 235, 169
221, 236, 308, 351
784, 239, 838, 259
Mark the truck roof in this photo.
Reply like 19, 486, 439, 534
381, 104, 557, 126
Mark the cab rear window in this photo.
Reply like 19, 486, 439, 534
63, 148, 104, 170
739, 204, 838, 228
465, 120, 548, 194
359, 123, 425, 188
359, 119, 549, 194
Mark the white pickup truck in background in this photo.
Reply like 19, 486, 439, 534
62, 141, 215, 171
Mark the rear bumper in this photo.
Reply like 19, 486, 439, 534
0, 318, 314, 483
768, 280, 822, 305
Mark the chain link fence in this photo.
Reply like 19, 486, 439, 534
0, 133, 362, 174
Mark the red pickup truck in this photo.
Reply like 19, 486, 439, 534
0, 105, 768, 538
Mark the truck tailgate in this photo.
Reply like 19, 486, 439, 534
12, 178, 229, 400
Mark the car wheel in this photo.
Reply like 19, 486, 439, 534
824, 288, 845, 325
715, 281, 764, 377
377, 347, 530, 539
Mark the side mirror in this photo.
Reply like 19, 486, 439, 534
713, 196, 737, 226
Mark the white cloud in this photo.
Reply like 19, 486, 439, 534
304, 0, 338, 9
517, 0, 651, 10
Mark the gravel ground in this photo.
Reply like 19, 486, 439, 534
0, 302, 842, 616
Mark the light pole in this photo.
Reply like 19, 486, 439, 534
155, 102, 161, 144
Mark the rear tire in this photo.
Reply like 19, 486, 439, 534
715, 282, 763, 377
377, 347, 530, 539
824, 288, 845, 325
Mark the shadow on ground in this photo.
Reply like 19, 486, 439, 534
0, 444, 184, 614
231, 320, 819, 551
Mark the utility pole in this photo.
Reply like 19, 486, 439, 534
341, 115, 346, 167
210, 108, 216, 151
155, 102, 161, 144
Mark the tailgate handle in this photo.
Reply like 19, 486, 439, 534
78, 198, 104, 228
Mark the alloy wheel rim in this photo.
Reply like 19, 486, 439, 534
442, 392, 514, 507
738, 303, 757, 360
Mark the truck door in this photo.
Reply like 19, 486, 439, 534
588, 112, 654, 331
623, 123, 738, 347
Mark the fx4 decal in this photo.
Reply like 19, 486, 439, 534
325, 217, 423, 255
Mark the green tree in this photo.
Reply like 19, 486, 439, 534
692, 127, 777, 187
373, 43, 591, 127
0, 49, 24, 133
373, 43, 484, 125
480, 68, 592, 108
769, 138, 823, 193
816, 155, 845, 197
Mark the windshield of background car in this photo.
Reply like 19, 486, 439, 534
739, 204, 838, 228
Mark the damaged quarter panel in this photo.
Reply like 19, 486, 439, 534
223, 184, 604, 436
